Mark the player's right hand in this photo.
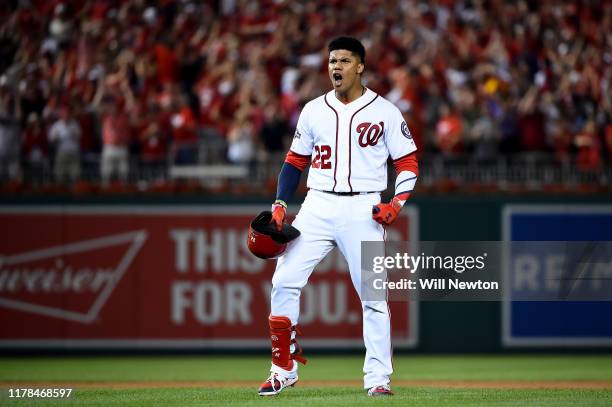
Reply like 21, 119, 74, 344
270, 200, 287, 231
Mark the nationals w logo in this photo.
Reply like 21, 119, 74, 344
356, 121, 385, 147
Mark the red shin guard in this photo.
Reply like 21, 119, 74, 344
269, 315, 307, 370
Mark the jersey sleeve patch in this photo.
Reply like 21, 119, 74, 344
401, 121, 412, 139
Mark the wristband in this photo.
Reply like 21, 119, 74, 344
274, 199, 288, 209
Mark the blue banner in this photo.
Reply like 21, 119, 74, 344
503, 206, 612, 346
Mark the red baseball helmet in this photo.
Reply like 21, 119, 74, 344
247, 211, 300, 259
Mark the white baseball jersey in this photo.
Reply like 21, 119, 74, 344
290, 88, 417, 192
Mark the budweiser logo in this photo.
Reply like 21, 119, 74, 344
0, 230, 147, 324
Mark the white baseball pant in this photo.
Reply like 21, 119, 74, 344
270, 189, 393, 388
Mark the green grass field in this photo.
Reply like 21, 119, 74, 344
1, 355, 612, 406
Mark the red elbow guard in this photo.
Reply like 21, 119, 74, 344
393, 153, 418, 175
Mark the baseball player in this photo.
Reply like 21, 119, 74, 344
258, 36, 418, 397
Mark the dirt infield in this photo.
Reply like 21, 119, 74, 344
3, 380, 612, 390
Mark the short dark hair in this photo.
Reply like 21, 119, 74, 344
328, 36, 365, 64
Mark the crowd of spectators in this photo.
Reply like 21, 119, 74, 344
0, 0, 610, 189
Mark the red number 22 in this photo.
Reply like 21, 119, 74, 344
312, 145, 332, 169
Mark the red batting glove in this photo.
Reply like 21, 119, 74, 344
372, 197, 403, 226
270, 201, 287, 231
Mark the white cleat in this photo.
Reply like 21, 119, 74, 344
367, 384, 394, 396
258, 372, 298, 396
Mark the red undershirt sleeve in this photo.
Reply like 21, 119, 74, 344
285, 150, 311, 171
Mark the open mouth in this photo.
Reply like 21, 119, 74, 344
333, 73, 342, 87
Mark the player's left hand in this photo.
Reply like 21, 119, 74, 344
372, 197, 402, 226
